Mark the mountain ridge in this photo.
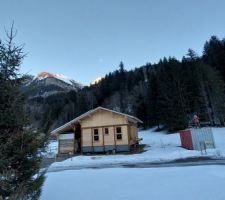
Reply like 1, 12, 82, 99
32, 71, 83, 88
23, 71, 83, 98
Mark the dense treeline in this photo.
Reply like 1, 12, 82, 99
34, 36, 225, 132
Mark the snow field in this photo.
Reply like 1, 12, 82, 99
41, 165, 225, 200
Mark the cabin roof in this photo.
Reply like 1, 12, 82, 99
51, 106, 143, 135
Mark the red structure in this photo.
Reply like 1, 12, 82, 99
179, 129, 193, 150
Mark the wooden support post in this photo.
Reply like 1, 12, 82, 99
91, 128, 94, 152
127, 124, 131, 150
80, 128, 83, 154
102, 127, 105, 152
113, 125, 116, 151
57, 135, 60, 155
72, 125, 76, 154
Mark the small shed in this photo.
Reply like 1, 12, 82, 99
51, 107, 143, 154
180, 128, 215, 150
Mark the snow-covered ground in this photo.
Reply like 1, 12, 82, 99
47, 128, 225, 170
43, 140, 58, 158
42, 129, 225, 200
41, 165, 225, 200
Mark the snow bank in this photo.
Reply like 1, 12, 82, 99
48, 128, 225, 169
41, 165, 225, 200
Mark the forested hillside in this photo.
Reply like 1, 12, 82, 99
29, 36, 225, 132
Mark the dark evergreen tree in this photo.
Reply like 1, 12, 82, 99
198, 64, 225, 125
203, 36, 225, 82
147, 70, 161, 127
0, 26, 47, 199
156, 58, 189, 131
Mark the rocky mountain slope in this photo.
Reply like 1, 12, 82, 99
23, 72, 83, 131
23, 72, 83, 99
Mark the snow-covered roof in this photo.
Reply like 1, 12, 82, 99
51, 106, 143, 135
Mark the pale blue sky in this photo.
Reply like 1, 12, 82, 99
1, 0, 225, 85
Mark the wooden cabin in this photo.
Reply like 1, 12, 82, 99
51, 107, 143, 154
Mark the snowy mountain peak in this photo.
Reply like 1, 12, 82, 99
90, 77, 103, 85
34, 71, 83, 88
22, 71, 84, 99
36, 72, 71, 85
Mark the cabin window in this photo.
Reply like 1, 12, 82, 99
104, 128, 109, 134
94, 129, 98, 135
117, 133, 122, 140
94, 129, 99, 141
116, 127, 122, 133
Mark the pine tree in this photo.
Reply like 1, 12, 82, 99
203, 36, 225, 82
198, 63, 225, 125
157, 58, 189, 131
0, 26, 47, 199
147, 70, 161, 127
